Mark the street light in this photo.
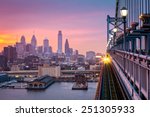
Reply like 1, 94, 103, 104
113, 27, 118, 46
120, 7, 128, 50
120, 7, 128, 18
120, 7, 128, 73
113, 27, 118, 33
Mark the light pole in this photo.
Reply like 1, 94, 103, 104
120, 7, 128, 50
120, 7, 128, 73
113, 27, 118, 46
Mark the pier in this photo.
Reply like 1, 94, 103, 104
27, 75, 55, 89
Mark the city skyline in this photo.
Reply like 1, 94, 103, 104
0, 31, 99, 56
0, 0, 115, 55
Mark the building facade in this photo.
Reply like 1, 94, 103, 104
3, 46, 17, 63
43, 38, 49, 53
20, 35, 26, 45
31, 35, 37, 54
38, 65, 61, 78
57, 31, 63, 54
65, 39, 70, 57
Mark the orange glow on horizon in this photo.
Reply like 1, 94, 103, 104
0, 29, 106, 55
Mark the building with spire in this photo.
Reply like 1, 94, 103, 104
65, 39, 70, 57
15, 35, 26, 58
20, 35, 26, 45
31, 35, 37, 54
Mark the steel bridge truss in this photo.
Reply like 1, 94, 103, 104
107, 15, 124, 49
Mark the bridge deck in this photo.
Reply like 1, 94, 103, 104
100, 63, 128, 100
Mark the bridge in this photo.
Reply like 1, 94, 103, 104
3, 69, 100, 79
95, 0, 150, 100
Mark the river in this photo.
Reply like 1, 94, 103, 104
0, 82, 97, 100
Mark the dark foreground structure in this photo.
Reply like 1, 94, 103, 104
106, 0, 150, 99
72, 74, 88, 90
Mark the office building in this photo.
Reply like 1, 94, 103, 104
15, 42, 25, 58
31, 35, 37, 54
37, 46, 43, 54
43, 38, 49, 53
57, 31, 62, 54
3, 46, 17, 63
65, 39, 70, 57
25, 44, 32, 54
20, 35, 26, 45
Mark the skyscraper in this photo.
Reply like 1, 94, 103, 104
20, 35, 26, 45
3, 46, 17, 63
57, 31, 62, 54
65, 39, 70, 57
15, 35, 26, 58
25, 44, 32, 54
31, 35, 37, 53
15, 42, 25, 58
43, 38, 49, 53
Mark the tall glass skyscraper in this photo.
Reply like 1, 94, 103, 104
117, 0, 150, 28
57, 31, 62, 54
31, 35, 37, 54
65, 39, 70, 57
43, 38, 49, 53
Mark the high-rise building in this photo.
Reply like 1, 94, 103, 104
15, 42, 25, 58
31, 35, 37, 53
65, 39, 70, 57
25, 44, 32, 54
57, 31, 62, 54
74, 50, 79, 56
37, 46, 43, 55
69, 48, 73, 55
20, 35, 26, 45
43, 38, 49, 53
3, 46, 17, 63
49, 46, 52, 54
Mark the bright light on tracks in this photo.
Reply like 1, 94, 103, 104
102, 56, 111, 64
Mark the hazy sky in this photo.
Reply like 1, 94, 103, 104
0, 0, 115, 54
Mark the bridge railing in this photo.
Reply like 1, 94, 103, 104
110, 50, 150, 100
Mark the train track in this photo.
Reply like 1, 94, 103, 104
100, 63, 127, 100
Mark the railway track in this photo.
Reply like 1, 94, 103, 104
100, 63, 127, 100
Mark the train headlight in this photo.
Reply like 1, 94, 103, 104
102, 56, 111, 64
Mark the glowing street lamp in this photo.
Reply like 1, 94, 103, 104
120, 7, 128, 50
113, 27, 118, 33
120, 7, 128, 71
120, 7, 128, 18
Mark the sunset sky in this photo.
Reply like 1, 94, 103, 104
0, 0, 115, 55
